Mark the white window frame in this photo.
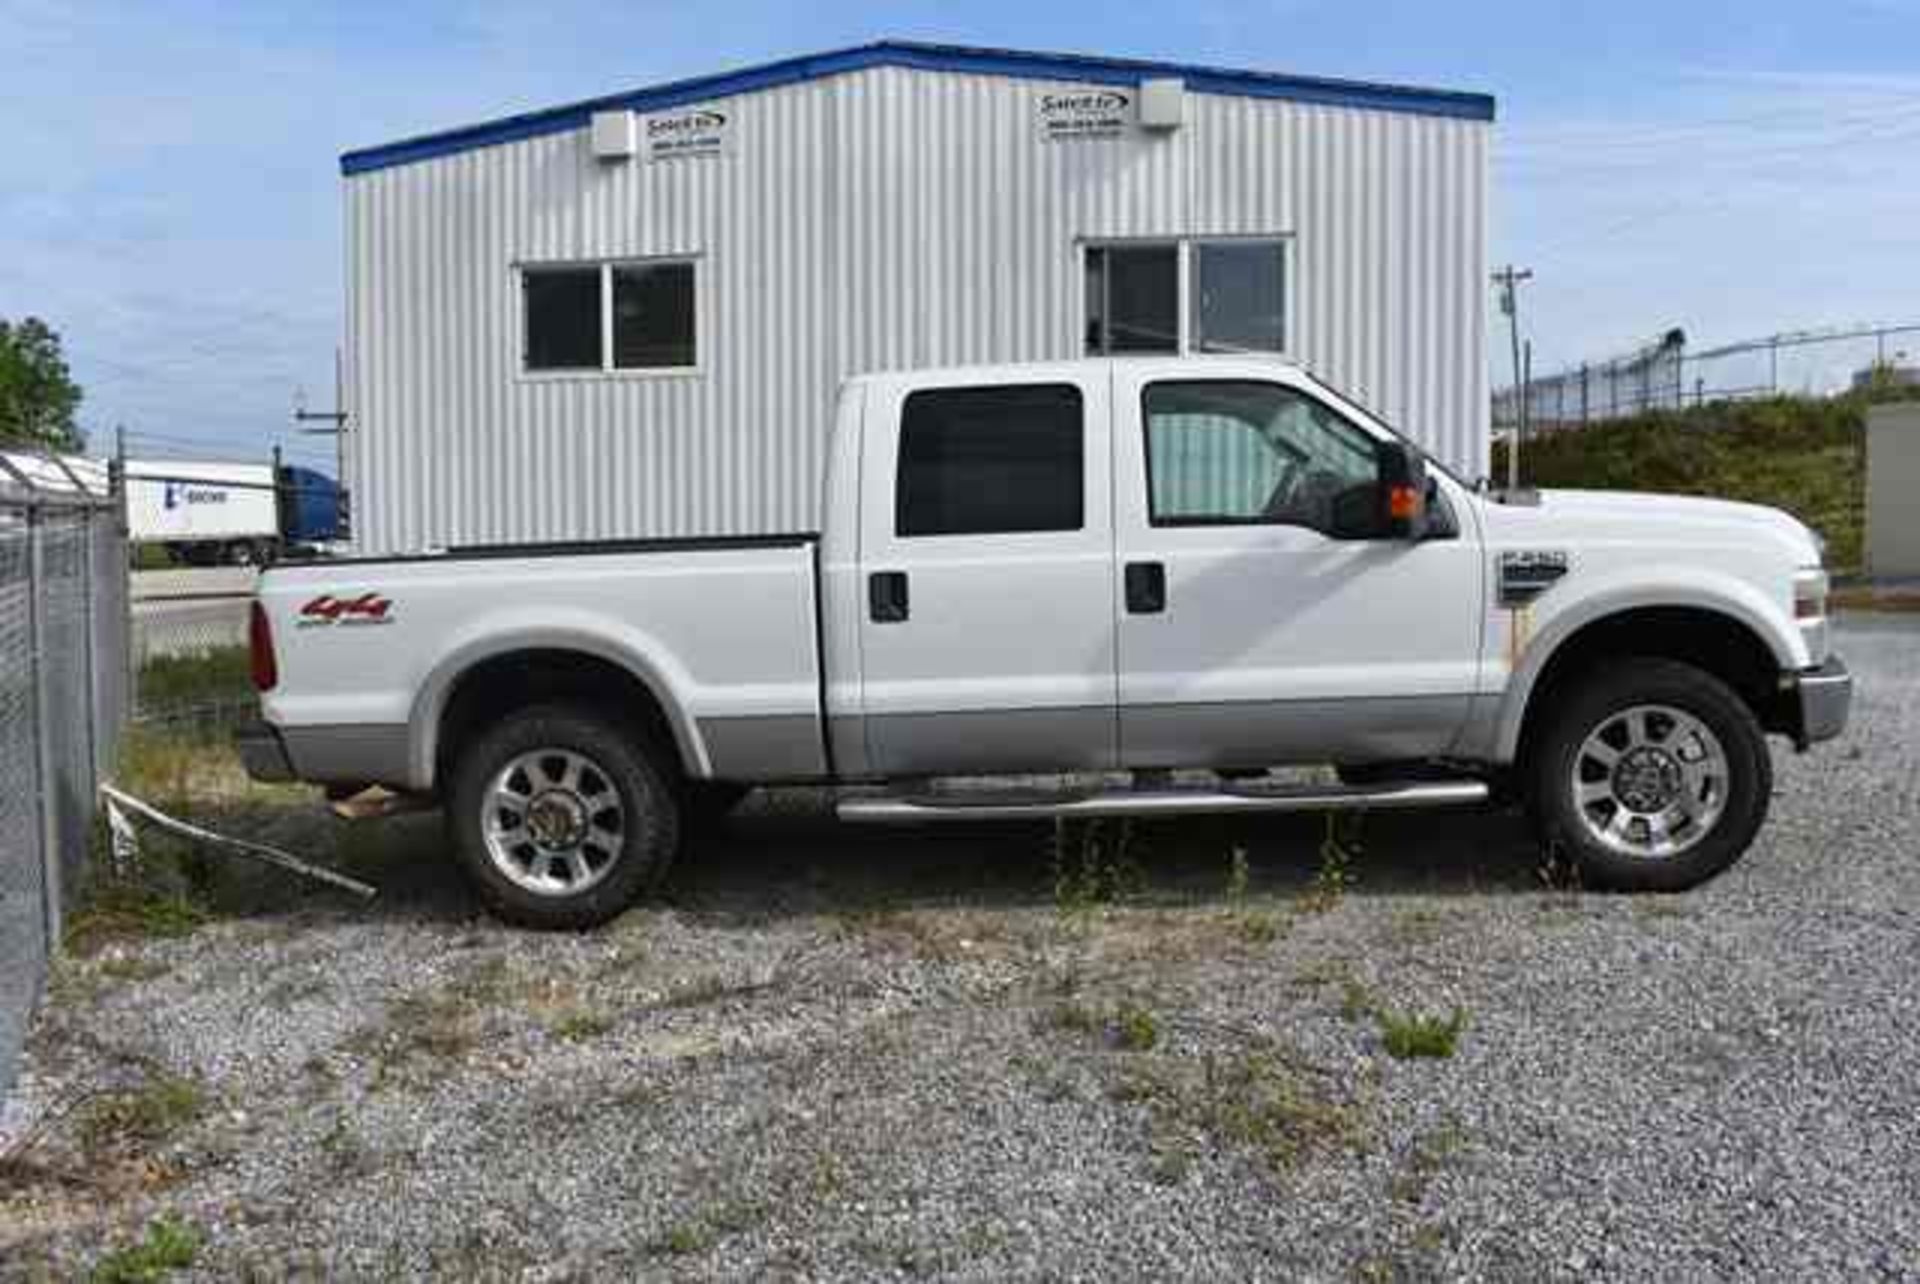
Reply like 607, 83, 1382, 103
1079, 235, 1293, 359
515, 253, 704, 381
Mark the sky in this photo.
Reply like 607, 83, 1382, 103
4, 0, 1918, 465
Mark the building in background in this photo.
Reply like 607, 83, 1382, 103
1867, 402, 1920, 580
1853, 363, 1920, 393
341, 40, 1494, 553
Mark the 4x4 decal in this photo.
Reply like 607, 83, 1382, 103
298, 593, 395, 626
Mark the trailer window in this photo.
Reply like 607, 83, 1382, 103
1085, 245, 1178, 354
1083, 238, 1288, 356
522, 267, 603, 370
613, 262, 696, 369
896, 384, 1084, 537
522, 259, 698, 373
1192, 241, 1286, 354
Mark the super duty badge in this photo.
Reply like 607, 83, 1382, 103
1498, 551, 1570, 607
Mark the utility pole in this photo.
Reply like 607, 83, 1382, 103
1493, 265, 1533, 488
293, 347, 350, 537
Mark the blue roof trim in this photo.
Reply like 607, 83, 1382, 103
340, 40, 1495, 176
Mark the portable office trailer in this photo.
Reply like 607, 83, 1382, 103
342, 41, 1494, 554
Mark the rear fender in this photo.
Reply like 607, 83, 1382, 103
407, 612, 706, 790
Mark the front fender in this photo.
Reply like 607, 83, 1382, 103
1486, 568, 1805, 763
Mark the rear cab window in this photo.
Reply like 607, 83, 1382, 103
895, 384, 1085, 537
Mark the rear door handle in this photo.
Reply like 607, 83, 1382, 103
1125, 561, 1166, 614
869, 570, 909, 623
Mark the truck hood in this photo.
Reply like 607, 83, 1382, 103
1494, 488, 1824, 564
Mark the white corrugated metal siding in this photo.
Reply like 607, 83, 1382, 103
346, 65, 1488, 553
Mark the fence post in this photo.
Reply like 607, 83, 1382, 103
26, 504, 62, 950
110, 449, 135, 715
80, 513, 99, 790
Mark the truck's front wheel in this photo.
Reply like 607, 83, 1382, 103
1528, 658, 1771, 892
447, 705, 680, 929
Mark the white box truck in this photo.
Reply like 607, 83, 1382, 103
124, 460, 280, 566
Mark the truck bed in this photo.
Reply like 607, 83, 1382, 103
253, 534, 826, 790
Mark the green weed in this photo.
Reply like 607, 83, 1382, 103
1377, 1007, 1468, 1060
1301, 814, 1362, 914
1051, 818, 1145, 916
552, 1009, 615, 1042
90, 1215, 201, 1283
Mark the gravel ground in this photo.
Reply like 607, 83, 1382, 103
2, 616, 1915, 1280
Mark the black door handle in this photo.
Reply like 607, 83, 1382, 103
1125, 561, 1166, 614
869, 570, 909, 623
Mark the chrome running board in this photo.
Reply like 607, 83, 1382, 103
836, 779, 1490, 824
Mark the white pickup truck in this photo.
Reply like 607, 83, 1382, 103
238, 357, 1851, 927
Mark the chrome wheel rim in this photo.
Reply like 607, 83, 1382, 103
483, 749, 625, 896
1571, 704, 1729, 860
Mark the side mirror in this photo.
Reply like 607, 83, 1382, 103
1378, 442, 1430, 540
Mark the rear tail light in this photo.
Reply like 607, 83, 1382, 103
249, 601, 278, 692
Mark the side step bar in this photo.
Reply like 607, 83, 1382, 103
837, 779, 1489, 824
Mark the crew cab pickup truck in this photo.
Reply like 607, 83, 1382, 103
239, 357, 1852, 927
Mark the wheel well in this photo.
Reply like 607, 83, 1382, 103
1517, 607, 1788, 757
433, 649, 687, 787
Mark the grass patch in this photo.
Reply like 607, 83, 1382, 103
136, 646, 253, 719
1496, 392, 1884, 573
1042, 999, 1160, 1052
648, 1199, 767, 1257
551, 1009, 616, 1042
1125, 1049, 1366, 1176
1339, 979, 1380, 1023
97, 956, 172, 984
1377, 1007, 1468, 1061
343, 984, 495, 1085
65, 880, 209, 957
90, 1214, 201, 1283
1112, 1002, 1160, 1052
79, 1071, 207, 1159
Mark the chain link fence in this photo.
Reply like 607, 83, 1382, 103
0, 465, 130, 1096
1497, 322, 1920, 434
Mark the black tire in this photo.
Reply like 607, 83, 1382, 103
1526, 658, 1771, 892
446, 704, 681, 929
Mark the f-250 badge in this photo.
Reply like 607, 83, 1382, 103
1497, 551, 1570, 607
298, 593, 395, 627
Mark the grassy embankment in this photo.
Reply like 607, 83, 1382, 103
1496, 393, 1869, 573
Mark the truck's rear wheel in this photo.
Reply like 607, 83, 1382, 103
1527, 658, 1771, 892
447, 704, 680, 929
